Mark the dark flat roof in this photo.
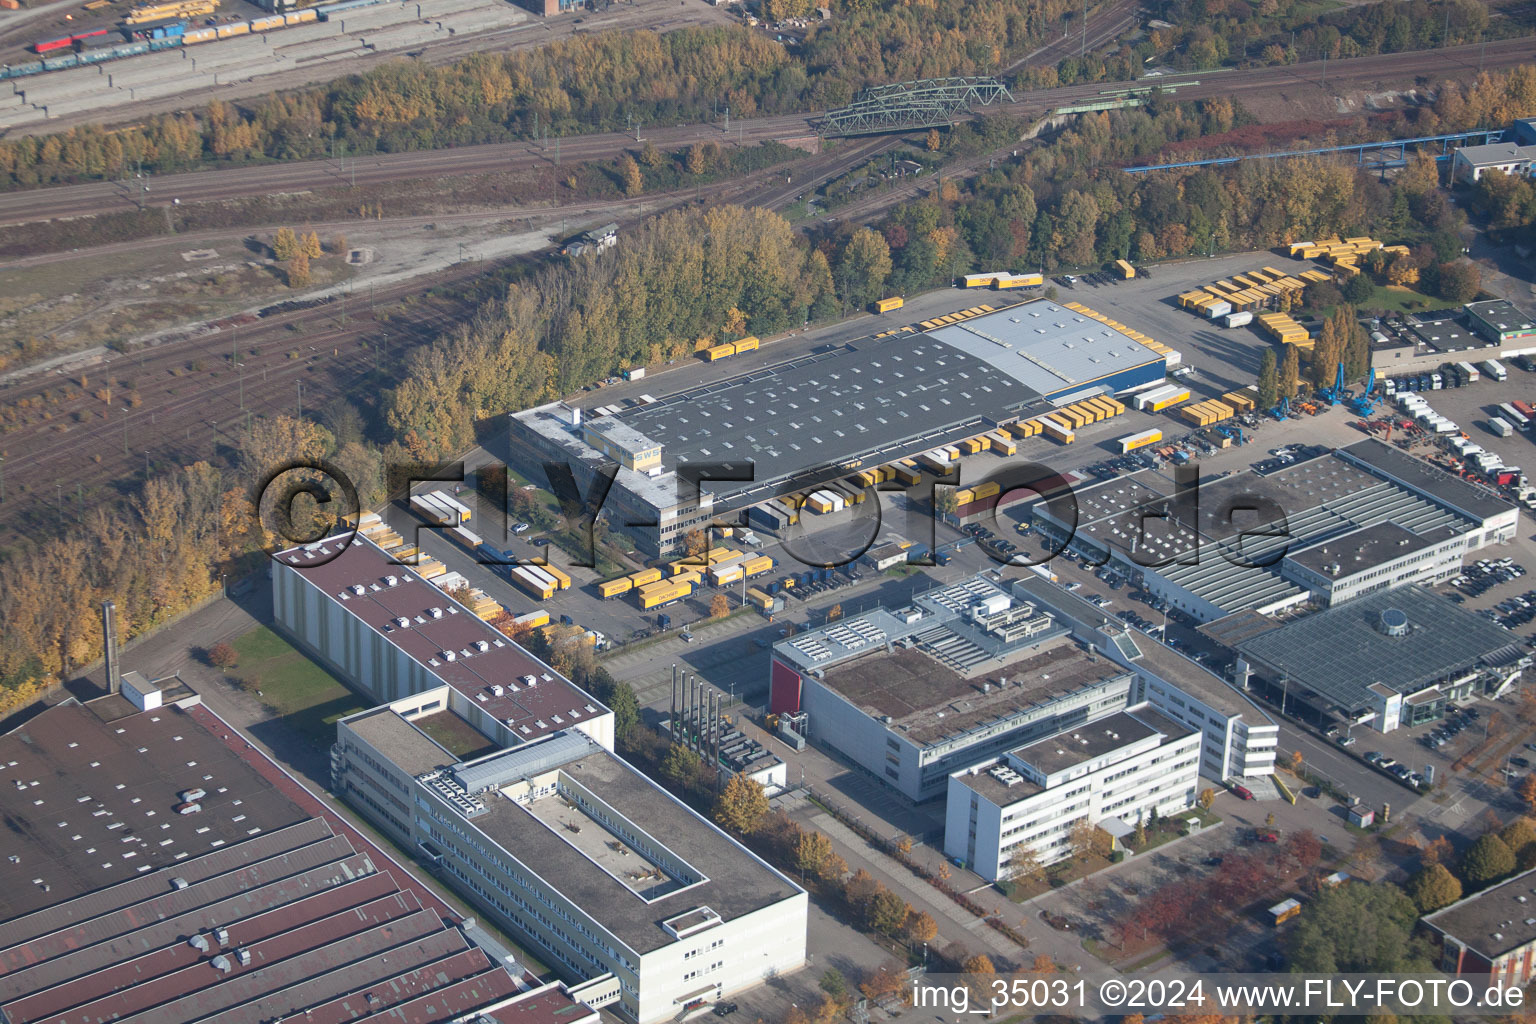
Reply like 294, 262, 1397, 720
613, 328, 1045, 485
1012, 709, 1162, 775
0, 701, 309, 922
0, 702, 542, 1024
276, 534, 608, 744
1236, 585, 1522, 712
467, 741, 801, 954
821, 640, 1127, 745
1466, 299, 1536, 334
1424, 865, 1536, 959
1339, 438, 1515, 522
1286, 521, 1431, 579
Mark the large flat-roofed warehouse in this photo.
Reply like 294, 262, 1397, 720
0, 699, 599, 1024
272, 533, 614, 751
1235, 585, 1528, 733
334, 695, 807, 1024
510, 299, 1168, 555
1031, 439, 1518, 622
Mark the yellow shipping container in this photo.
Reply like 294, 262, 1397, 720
216, 21, 249, 37
731, 336, 759, 354
743, 555, 775, 577
599, 578, 633, 599
543, 565, 572, 590
639, 581, 692, 610
704, 343, 735, 361
629, 567, 663, 587
987, 431, 1017, 455
876, 297, 905, 313
1041, 419, 1075, 444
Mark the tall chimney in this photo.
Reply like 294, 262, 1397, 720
670, 665, 678, 742
102, 600, 121, 695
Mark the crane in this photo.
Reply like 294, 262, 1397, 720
1318, 361, 1347, 406
1349, 367, 1379, 416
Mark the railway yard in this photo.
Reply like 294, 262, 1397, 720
1, 0, 529, 126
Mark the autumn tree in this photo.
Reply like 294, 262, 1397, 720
1438, 260, 1482, 303
1279, 344, 1301, 400
1462, 833, 1516, 888
273, 226, 299, 261
709, 593, 730, 618
1198, 788, 1215, 809
1518, 774, 1536, 809
619, 153, 644, 197
685, 142, 709, 176
639, 141, 662, 167
287, 250, 312, 289
926, 128, 942, 152
868, 889, 911, 936
1031, 954, 1056, 974
330, 233, 349, 257
683, 529, 708, 557
1067, 818, 1099, 859
1257, 348, 1279, 410
1008, 844, 1045, 884
1421, 834, 1454, 866
713, 773, 769, 834
302, 230, 323, 259
1500, 818, 1536, 869
659, 743, 703, 789
795, 830, 834, 878
207, 641, 237, 669
1407, 862, 1463, 913
961, 954, 995, 998
905, 910, 938, 944
837, 228, 893, 309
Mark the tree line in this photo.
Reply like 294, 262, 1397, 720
1022, 0, 1502, 88
0, 0, 1080, 192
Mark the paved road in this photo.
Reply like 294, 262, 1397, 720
2, 38, 1532, 227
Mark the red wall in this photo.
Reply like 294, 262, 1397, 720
770, 659, 803, 716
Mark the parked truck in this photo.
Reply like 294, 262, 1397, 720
1483, 359, 1509, 382
1222, 311, 1253, 328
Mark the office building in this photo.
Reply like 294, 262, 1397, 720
945, 705, 1201, 880
334, 694, 808, 1024
272, 532, 614, 752
1423, 865, 1536, 986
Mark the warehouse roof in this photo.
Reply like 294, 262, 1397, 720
614, 328, 1044, 486
345, 707, 455, 777
1338, 438, 1515, 522
1466, 298, 1536, 334
275, 534, 608, 744
0, 702, 543, 1024
1236, 585, 1524, 713
926, 299, 1164, 399
1286, 522, 1432, 579
1423, 865, 1536, 959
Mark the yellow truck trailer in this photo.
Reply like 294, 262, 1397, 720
598, 577, 633, 599
629, 566, 664, 588
1040, 416, 1075, 444
1115, 259, 1136, 279
542, 565, 572, 590
997, 273, 1043, 289
874, 296, 904, 313
730, 336, 759, 354
638, 579, 692, 610
703, 343, 735, 362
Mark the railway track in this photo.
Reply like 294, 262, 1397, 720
2, 36, 1532, 544
2, 36, 1532, 229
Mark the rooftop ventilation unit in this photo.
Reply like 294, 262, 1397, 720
442, 651, 456, 662
385, 576, 399, 587
396, 617, 410, 628
210, 955, 231, 973
351, 584, 366, 596
523, 674, 538, 687
430, 607, 444, 619
490, 685, 504, 697
475, 640, 490, 653
189, 934, 210, 952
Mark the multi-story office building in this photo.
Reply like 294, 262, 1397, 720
945, 705, 1202, 879
272, 532, 614, 751
1424, 865, 1536, 986
334, 694, 807, 1024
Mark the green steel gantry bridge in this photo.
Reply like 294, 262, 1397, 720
817, 77, 1015, 137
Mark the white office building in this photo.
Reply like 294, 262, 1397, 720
334, 694, 808, 1024
946, 705, 1202, 880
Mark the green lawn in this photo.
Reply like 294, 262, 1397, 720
229, 626, 365, 750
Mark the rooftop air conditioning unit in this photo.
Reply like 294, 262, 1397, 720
442, 651, 457, 662
396, 617, 410, 628
430, 607, 444, 619
475, 640, 490, 653
385, 576, 399, 587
